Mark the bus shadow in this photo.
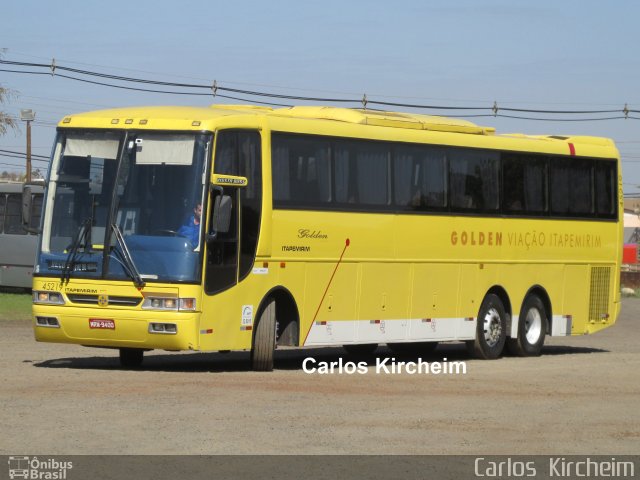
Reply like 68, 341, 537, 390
32, 342, 608, 373
34, 351, 253, 373
538, 345, 609, 356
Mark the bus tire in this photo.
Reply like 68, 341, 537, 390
343, 344, 378, 355
251, 298, 277, 371
507, 295, 546, 357
119, 348, 143, 368
387, 342, 438, 354
467, 294, 507, 360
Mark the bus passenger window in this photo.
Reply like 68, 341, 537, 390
334, 147, 356, 204
0, 194, 5, 233
272, 134, 330, 207
334, 140, 389, 207
356, 147, 388, 205
29, 194, 43, 231
394, 146, 447, 211
502, 154, 547, 214
550, 158, 592, 216
5, 194, 26, 235
449, 150, 499, 212
595, 161, 616, 217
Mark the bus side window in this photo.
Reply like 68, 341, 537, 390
595, 161, 616, 217
5, 194, 27, 235
334, 139, 389, 207
502, 154, 547, 214
449, 150, 499, 212
334, 146, 356, 204
355, 144, 388, 206
393, 146, 447, 211
0, 194, 5, 233
272, 134, 330, 207
550, 158, 592, 216
29, 194, 43, 232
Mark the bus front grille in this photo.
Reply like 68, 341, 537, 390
589, 266, 611, 323
66, 294, 142, 307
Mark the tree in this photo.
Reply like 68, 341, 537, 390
0, 87, 17, 135
0, 49, 18, 136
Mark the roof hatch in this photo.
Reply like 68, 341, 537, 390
271, 106, 495, 135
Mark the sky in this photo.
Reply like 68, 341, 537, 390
1, 0, 640, 193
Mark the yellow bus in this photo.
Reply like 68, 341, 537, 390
27, 105, 622, 369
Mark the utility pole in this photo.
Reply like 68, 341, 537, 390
20, 109, 35, 182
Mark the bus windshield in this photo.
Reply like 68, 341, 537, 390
37, 130, 210, 283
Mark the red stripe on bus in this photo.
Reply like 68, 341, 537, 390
568, 143, 576, 156
303, 238, 351, 345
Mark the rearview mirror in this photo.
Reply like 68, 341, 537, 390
214, 195, 232, 233
206, 194, 232, 243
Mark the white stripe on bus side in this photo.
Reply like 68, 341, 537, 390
550, 315, 572, 336
304, 317, 477, 346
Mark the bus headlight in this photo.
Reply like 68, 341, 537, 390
33, 291, 66, 305
179, 298, 196, 311
142, 297, 196, 311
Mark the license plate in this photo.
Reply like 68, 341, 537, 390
89, 318, 115, 330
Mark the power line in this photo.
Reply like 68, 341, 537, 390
10, 51, 640, 106
0, 155, 49, 166
6, 51, 369, 96
0, 162, 28, 170
2, 58, 639, 120
52, 73, 295, 106
0, 149, 49, 160
495, 114, 633, 122
0, 145, 50, 149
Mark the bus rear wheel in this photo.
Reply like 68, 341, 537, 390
251, 298, 277, 371
119, 348, 143, 368
507, 295, 547, 357
467, 294, 507, 360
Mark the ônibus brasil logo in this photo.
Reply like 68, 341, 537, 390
8, 456, 73, 479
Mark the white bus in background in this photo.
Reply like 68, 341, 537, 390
0, 181, 43, 289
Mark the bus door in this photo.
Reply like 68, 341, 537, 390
204, 130, 262, 295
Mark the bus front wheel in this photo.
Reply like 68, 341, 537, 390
119, 348, 144, 368
507, 295, 547, 357
251, 298, 277, 371
467, 294, 507, 360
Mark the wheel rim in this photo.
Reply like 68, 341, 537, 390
482, 307, 502, 347
524, 308, 543, 344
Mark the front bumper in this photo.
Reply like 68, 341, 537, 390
33, 304, 200, 351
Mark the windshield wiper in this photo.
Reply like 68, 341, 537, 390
110, 223, 146, 288
61, 218, 93, 283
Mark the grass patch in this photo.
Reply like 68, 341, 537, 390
0, 290, 32, 320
